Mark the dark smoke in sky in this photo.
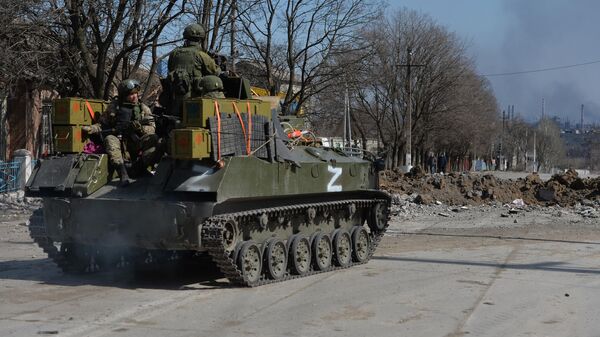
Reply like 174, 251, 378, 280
483, 0, 600, 124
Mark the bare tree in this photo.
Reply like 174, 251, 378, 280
0, 1, 66, 91
587, 135, 600, 171
431, 72, 499, 167
59, 0, 187, 100
237, 0, 379, 114
503, 116, 533, 171
0, 0, 68, 159
237, 0, 286, 95
312, 8, 500, 170
535, 117, 566, 172
186, 0, 239, 53
1, 0, 190, 101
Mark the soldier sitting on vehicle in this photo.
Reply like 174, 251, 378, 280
200, 75, 225, 98
82, 79, 160, 186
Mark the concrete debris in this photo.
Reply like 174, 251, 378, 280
512, 199, 526, 207
415, 194, 434, 205
537, 188, 555, 202
576, 207, 600, 218
581, 199, 596, 207
0, 191, 41, 221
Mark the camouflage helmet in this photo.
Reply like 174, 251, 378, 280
183, 23, 206, 42
200, 75, 224, 92
117, 79, 140, 97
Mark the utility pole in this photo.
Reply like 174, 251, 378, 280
343, 85, 351, 148
541, 97, 545, 120
501, 109, 505, 170
509, 105, 515, 169
0, 90, 6, 160
406, 48, 413, 169
525, 128, 528, 171
533, 131, 537, 172
230, 0, 237, 73
398, 47, 425, 171
581, 104, 584, 133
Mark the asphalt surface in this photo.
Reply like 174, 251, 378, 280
1, 205, 600, 337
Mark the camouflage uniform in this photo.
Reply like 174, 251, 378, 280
161, 23, 220, 117
203, 91, 225, 99
88, 101, 158, 167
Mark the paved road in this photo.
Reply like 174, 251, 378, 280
1, 207, 600, 337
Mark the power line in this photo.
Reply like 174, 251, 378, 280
482, 59, 600, 77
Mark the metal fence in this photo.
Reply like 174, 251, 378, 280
0, 160, 21, 193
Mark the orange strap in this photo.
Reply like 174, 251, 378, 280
214, 101, 222, 161
288, 130, 302, 138
246, 102, 252, 155
232, 102, 248, 154
85, 100, 96, 121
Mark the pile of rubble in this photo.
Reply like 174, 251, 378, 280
380, 168, 600, 209
0, 191, 41, 221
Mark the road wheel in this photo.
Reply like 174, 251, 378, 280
368, 202, 388, 232
332, 229, 352, 267
351, 227, 370, 263
290, 235, 311, 275
312, 233, 332, 271
222, 219, 239, 253
237, 241, 262, 284
265, 239, 287, 280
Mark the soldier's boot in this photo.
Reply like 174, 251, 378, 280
130, 159, 152, 178
117, 164, 132, 187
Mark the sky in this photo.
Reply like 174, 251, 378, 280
393, 0, 600, 125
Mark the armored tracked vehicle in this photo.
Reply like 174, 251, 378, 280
26, 79, 390, 287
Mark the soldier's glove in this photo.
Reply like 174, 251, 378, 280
82, 126, 93, 134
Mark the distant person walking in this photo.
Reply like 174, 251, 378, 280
427, 152, 436, 174
437, 152, 447, 174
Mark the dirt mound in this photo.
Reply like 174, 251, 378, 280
380, 169, 600, 207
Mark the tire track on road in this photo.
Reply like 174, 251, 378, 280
445, 245, 520, 337
55, 289, 216, 337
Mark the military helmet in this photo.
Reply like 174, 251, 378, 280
183, 23, 206, 41
200, 75, 224, 92
117, 79, 140, 97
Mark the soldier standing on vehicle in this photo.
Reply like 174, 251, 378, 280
82, 79, 159, 186
160, 23, 221, 117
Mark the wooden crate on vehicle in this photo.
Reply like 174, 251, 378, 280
183, 98, 271, 128
53, 125, 88, 153
53, 98, 107, 126
171, 128, 212, 160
